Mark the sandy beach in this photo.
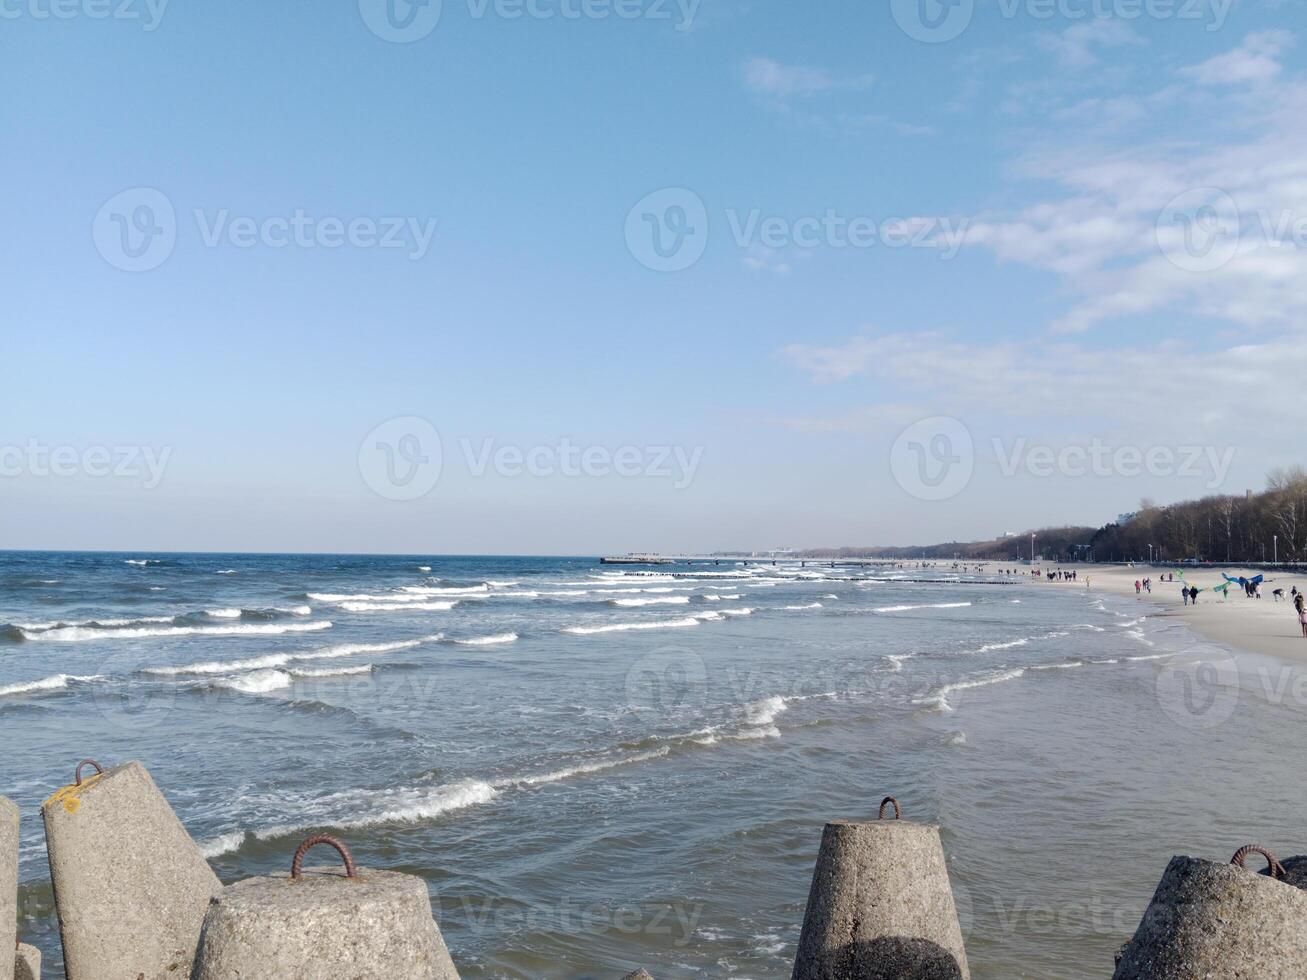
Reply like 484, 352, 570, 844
1033, 563, 1307, 664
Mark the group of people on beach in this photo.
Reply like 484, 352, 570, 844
1134, 579, 1153, 595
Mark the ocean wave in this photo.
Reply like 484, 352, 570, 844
216, 569, 237, 575
0, 625, 25, 645
28, 620, 333, 643
874, 602, 973, 613
917, 668, 1027, 712
145, 636, 437, 676
417, 565, 432, 572
610, 596, 690, 607
198, 831, 246, 858
399, 585, 489, 596
124, 559, 163, 566
501, 747, 671, 787
720, 607, 754, 617
289, 664, 376, 678
215, 669, 293, 694
449, 632, 519, 646
338, 601, 457, 612
562, 617, 704, 635
0, 673, 103, 697
970, 638, 1029, 654
701, 594, 742, 601
779, 602, 823, 611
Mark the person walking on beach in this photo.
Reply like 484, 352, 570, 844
1183, 586, 1190, 606
1300, 603, 1307, 638
1190, 585, 1200, 605
1135, 580, 1141, 595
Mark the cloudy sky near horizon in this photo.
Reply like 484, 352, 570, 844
3, 0, 1305, 555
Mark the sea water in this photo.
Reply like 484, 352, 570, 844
2, 551, 1305, 978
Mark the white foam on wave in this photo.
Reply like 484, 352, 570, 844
29, 620, 333, 643
720, 607, 754, 617
216, 669, 293, 694
206, 608, 242, 619
701, 594, 742, 601
875, 602, 972, 613
146, 636, 437, 676
400, 585, 489, 596
343, 779, 500, 828
562, 617, 703, 635
501, 747, 671, 787
485, 579, 519, 587
198, 831, 246, 858
970, 638, 1029, 654
289, 664, 375, 677
124, 559, 161, 566
450, 632, 519, 646
216, 569, 237, 575
779, 602, 823, 611
417, 565, 432, 572
885, 653, 915, 672
610, 596, 690, 607
0, 673, 103, 697
339, 601, 456, 613
917, 668, 1027, 712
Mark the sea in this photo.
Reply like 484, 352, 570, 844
2, 551, 1305, 979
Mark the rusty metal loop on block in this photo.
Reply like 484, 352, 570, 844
1231, 845, 1287, 879
291, 835, 357, 880
878, 796, 901, 820
74, 760, 104, 786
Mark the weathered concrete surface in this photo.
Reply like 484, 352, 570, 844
1, 796, 17, 980
621, 971, 655, 980
41, 761, 221, 980
1113, 855, 1307, 979
13, 944, 39, 980
792, 820, 970, 980
193, 864, 460, 979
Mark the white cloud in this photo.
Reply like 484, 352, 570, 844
1180, 29, 1293, 86
1037, 19, 1145, 69
741, 57, 874, 100
781, 330, 1305, 452
950, 33, 1307, 335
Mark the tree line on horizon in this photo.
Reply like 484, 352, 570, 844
804, 467, 1307, 565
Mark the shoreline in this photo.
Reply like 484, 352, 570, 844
1031, 562, 1307, 665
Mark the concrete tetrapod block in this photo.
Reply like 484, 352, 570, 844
1112, 852, 1307, 979
792, 809, 970, 980
192, 835, 460, 980
1, 796, 17, 980
13, 945, 39, 980
41, 760, 221, 980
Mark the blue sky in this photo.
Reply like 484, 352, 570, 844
3, 0, 1305, 554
